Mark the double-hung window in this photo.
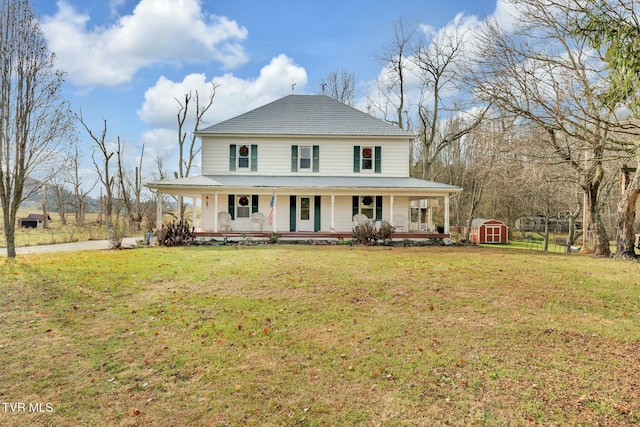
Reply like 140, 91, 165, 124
352, 195, 383, 220
291, 145, 319, 172
353, 145, 381, 173
236, 195, 251, 218
229, 144, 258, 171
361, 147, 373, 170
299, 146, 311, 170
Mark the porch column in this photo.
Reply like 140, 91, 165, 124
428, 207, 434, 231
214, 193, 219, 232
444, 195, 450, 235
330, 195, 335, 231
156, 192, 163, 231
272, 194, 277, 233
192, 196, 197, 229
390, 195, 395, 226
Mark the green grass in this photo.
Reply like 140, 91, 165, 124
1, 245, 639, 426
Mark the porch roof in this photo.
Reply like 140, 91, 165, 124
146, 175, 462, 195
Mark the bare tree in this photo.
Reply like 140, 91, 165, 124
319, 69, 356, 106
370, 19, 417, 130
49, 163, 72, 225
0, 0, 75, 257
116, 139, 146, 232
571, 0, 640, 259
412, 24, 489, 181
174, 84, 217, 220
472, 0, 637, 256
70, 146, 97, 227
78, 114, 115, 223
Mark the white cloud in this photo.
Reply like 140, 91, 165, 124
138, 54, 307, 128
138, 54, 308, 169
41, 0, 249, 87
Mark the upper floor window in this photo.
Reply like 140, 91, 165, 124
291, 145, 319, 172
299, 146, 311, 170
229, 144, 258, 171
353, 145, 381, 173
238, 145, 250, 168
361, 147, 373, 170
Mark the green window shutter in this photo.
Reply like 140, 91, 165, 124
375, 196, 383, 220
312, 145, 320, 172
314, 196, 321, 232
374, 146, 382, 173
229, 145, 236, 171
291, 145, 298, 172
352, 196, 359, 218
353, 146, 360, 173
250, 145, 258, 171
251, 195, 259, 213
289, 196, 297, 232
228, 194, 235, 220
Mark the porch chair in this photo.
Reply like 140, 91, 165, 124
217, 211, 232, 232
353, 213, 369, 228
392, 214, 407, 232
250, 212, 265, 231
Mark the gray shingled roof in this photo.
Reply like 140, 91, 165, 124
147, 175, 461, 192
197, 95, 413, 137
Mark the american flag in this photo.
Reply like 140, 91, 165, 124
267, 194, 275, 225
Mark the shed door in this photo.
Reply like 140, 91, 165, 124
485, 225, 502, 243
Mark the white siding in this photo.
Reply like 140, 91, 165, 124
199, 193, 410, 233
201, 136, 410, 177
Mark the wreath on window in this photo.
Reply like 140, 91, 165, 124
238, 196, 249, 206
362, 196, 373, 206
239, 145, 249, 157
362, 147, 372, 158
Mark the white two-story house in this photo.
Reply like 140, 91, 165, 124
146, 95, 461, 237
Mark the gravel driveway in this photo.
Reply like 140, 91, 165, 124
1, 237, 143, 256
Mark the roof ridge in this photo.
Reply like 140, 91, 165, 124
198, 94, 413, 137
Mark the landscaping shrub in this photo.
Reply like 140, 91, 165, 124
377, 220, 395, 244
158, 220, 195, 246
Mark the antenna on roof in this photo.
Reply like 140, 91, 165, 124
291, 79, 296, 94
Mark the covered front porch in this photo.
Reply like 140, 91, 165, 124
148, 175, 462, 237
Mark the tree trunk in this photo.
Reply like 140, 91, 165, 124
2, 207, 17, 258
614, 168, 640, 260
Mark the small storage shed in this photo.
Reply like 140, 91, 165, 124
20, 213, 50, 228
467, 219, 509, 244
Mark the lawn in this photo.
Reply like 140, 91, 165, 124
1, 245, 639, 426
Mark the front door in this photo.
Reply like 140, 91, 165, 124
298, 196, 313, 232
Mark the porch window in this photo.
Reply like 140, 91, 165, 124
353, 195, 382, 220
237, 195, 251, 218
360, 195, 374, 218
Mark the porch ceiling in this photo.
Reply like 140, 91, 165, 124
146, 175, 461, 196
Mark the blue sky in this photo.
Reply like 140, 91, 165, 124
30, 0, 508, 187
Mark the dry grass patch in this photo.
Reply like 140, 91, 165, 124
0, 246, 639, 426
